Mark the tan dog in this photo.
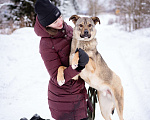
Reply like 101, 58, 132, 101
57, 15, 124, 120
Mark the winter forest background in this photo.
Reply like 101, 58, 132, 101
0, 0, 150, 120
0, 0, 150, 34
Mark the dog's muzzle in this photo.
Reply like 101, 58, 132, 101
80, 30, 91, 38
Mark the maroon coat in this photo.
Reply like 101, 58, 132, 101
34, 17, 88, 120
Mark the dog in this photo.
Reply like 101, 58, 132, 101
57, 15, 124, 120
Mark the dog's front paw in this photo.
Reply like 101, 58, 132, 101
72, 64, 78, 69
57, 79, 65, 86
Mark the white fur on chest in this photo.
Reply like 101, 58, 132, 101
75, 38, 98, 52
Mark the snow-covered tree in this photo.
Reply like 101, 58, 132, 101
113, 0, 150, 31
60, 0, 80, 18
0, 1, 15, 34
50, 0, 61, 6
87, 0, 105, 16
5, 0, 36, 27
72, 0, 80, 14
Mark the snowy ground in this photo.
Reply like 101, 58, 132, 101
0, 14, 150, 120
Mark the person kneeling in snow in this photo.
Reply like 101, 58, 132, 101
34, 0, 92, 119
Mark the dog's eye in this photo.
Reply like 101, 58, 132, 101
88, 24, 92, 27
79, 24, 83, 27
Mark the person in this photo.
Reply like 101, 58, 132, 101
34, 0, 90, 119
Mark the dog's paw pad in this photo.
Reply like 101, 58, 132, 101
58, 79, 65, 86
72, 64, 78, 69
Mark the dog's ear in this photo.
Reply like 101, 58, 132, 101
69, 15, 80, 24
91, 17, 100, 25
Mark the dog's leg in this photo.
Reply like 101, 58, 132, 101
113, 87, 124, 120
97, 89, 114, 120
71, 52, 96, 73
86, 58, 96, 73
70, 52, 79, 80
71, 51, 79, 69
57, 66, 67, 86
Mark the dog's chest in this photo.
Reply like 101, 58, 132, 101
76, 39, 97, 52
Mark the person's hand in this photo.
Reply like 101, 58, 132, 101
75, 48, 89, 71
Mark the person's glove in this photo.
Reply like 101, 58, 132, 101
75, 48, 89, 71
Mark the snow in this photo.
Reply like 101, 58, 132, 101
0, 14, 150, 120
0, 3, 14, 9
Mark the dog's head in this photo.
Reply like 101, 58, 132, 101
69, 15, 100, 41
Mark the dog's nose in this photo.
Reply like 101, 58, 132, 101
84, 30, 88, 35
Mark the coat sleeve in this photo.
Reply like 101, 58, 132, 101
40, 38, 80, 86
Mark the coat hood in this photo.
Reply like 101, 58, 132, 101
34, 16, 50, 37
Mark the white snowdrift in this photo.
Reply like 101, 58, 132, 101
0, 14, 150, 120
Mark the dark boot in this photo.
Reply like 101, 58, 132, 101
87, 87, 98, 120
30, 114, 50, 120
20, 118, 28, 120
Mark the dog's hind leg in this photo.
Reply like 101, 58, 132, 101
97, 90, 114, 120
113, 87, 124, 120
57, 66, 67, 86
